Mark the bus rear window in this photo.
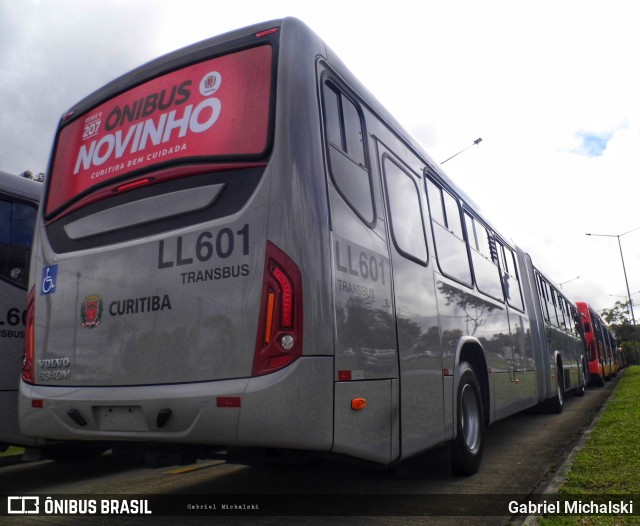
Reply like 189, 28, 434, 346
46, 44, 273, 217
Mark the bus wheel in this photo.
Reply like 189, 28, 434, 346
451, 362, 485, 476
547, 368, 564, 414
575, 366, 586, 397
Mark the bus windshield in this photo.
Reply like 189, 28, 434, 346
46, 44, 273, 217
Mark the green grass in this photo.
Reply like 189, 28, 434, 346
0, 446, 24, 457
541, 365, 640, 525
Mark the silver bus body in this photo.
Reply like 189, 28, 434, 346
0, 171, 40, 448
20, 18, 585, 473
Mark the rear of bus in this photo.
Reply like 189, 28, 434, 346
0, 172, 40, 448
20, 19, 336, 454
576, 302, 605, 386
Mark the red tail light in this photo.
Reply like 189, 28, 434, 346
22, 286, 36, 384
114, 177, 155, 193
253, 242, 303, 376
255, 28, 279, 38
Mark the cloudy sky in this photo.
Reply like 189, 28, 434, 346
2, 0, 639, 315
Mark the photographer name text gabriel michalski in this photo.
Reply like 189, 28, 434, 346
509, 499, 634, 515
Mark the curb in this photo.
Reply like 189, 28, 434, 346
520, 371, 625, 525
0, 453, 24, 467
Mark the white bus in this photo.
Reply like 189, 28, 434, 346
20, 18, 586, 475
0, 171, 40, 449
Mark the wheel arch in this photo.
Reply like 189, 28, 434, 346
455, 338, 491, 427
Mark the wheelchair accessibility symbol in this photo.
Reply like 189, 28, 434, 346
41, 265, 58, 296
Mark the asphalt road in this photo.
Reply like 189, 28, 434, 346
1, 374, 621, 526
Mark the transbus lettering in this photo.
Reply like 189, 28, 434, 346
180, 264, 250, 284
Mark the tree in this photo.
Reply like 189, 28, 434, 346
601, 300, 633, 326
601, 300, 640, 364
19, 170, 45, 182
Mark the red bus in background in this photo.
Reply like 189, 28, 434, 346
606, 329, 622, 377
576, 302, 615, 386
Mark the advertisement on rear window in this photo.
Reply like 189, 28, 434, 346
47, 45, 272, 215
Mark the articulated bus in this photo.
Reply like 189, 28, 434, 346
576, 302, 616, 386
20, 18, 586, 475
0, 171, 40, 449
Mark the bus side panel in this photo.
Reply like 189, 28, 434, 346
434, 271, 511, 423
0, 282, 28, 446
333, 379, 397, 464
374, 139, 446, 458
507, 309, 537, 411
319, 64, 399, 462
237, 357, 334, 450
0, 178, 40, 447
517, 250, 550, 403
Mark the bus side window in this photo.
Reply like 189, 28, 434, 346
382, 156, 428, 264
322, 80, 374, 225
424, 177, 472, 286
0, 198, 36, 288
463, 212, 502, 300
497, 242, 524, 311
549, 288, 564, 328
537, 275, 553, 324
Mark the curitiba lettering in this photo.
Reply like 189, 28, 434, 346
74, 97, 221, 174
109, 295, 172, 316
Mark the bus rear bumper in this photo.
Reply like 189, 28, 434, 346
19, 357, 333, 451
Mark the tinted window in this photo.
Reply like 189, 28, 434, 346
0, 199, 37, 288
498, 242, 524, 311
538, 275, 555, 324
383, 157, 427, 264
425, 178, 471, 286
443, 191, 464, 239
465, 213, 503, 300
324, 81, 374, 224
551, 289, 565, 329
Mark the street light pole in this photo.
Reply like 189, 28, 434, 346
586, 226, 640, 325
558, 276, 580, 289
441, 138, 483, 164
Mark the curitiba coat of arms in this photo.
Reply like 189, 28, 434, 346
81, 293, 103, 328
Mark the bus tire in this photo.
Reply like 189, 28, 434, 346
547, 367, 564, 414
451, 362, 485, 476
575, 365, 586, 396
